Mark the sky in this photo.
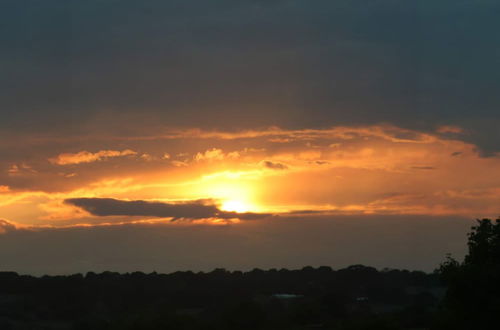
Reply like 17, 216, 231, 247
1, 0, 499, 274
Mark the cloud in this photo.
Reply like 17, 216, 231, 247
436, 125, 465, 134
64, 198, 271, 221
50, 150, 137, 165
0, 219, 19, 234
7, 163, 36, 176
156, 125, 438, 144
261, 160, 288, 170
410, 166, 436, 170
194, 148, 240, 162
1, 123, 498, 223
1, 1, 499, 154
139, 153, 156, 161
219, 211, 272, 221
171, 160, 189, 167
65, 198, 218, 219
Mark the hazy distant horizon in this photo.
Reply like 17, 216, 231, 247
1, 215, 474, 276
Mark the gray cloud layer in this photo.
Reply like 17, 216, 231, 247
65, 198, 271, 221
1, 0, 499, 153
66, 198, 219, 219
0, 215, 474, 275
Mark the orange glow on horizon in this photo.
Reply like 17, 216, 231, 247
2, 125, 500, 228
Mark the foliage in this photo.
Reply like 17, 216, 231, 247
0, 265, 441, 330
2, 217, 498, 329
436, 218, 500, 329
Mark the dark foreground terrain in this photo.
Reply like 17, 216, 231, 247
0, 266, 442, 330
1, 218, 499, 329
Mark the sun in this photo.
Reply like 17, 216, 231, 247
220, 200, 250, 213
183, 170, 263, 213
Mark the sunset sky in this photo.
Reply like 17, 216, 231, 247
1, 0, 499, 274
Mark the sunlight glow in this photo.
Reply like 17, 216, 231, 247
190, 171, 263, 213
220, 200, 250, 213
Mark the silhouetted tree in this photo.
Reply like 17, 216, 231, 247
436, 218, 500, 329
0, 261, 442, 329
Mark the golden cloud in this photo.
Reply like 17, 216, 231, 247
50, 149, 137, 165
1, 124, 499, 227
194, 148, 240, 162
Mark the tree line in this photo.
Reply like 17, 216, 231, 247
0, 217, 498, 329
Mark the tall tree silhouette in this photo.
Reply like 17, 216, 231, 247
437, 218, 500, 329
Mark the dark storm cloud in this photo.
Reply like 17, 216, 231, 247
65, 197, 271, 221
1, 0, 499, 153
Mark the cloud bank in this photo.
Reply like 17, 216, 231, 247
1, 0, 499, 153
65, 198, 272, 222
0, 215, 474, 275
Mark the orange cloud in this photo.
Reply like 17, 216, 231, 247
146, 125, 438, 144
194, 148, 240, 162
2, 124, 499, 227
0, 219, 22, 234
50, 149, 137, 165
8, 163, 36, 176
